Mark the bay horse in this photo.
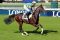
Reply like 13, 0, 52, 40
4, 4, 45, 35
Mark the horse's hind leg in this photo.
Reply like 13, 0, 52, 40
19, 22, 29, 36
19, 25, 23, 33
19, 22, 23, 32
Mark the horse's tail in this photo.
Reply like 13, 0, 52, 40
4, 14, 15, 25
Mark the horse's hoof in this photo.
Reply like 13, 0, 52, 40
22, 32, 29, 36
41, 32, 43, 35
22, 33, 29, 36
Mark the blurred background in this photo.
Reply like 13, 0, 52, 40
0, 0, 60, 16
0, 0, 60, 8
0, 1, 60, 40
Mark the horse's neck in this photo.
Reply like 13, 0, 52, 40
33, 8, 40, 18
33, 6, 40, 15
32, 8, 40, 24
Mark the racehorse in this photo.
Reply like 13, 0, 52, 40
4, 4, 45, 35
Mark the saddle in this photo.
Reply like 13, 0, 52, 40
25, 12, 32, 19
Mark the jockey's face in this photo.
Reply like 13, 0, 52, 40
32, 3, 36, 6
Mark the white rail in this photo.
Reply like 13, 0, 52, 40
0, 7, 23, 10
0, 7, 60, 11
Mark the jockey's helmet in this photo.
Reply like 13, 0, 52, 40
32, 1, 36, 7
32, 1, 36, 4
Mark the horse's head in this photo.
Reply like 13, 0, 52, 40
37, 4, 45, 12
4, 14, 15, 25
33, 4, 45, 16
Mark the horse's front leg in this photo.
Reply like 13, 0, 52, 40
38, 23, 44, 34
33, 24, 39, 32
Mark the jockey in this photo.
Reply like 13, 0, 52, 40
22, 1, 36, 21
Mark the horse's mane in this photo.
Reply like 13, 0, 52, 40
33, 5, 40, 14
33, 4, 43, 15
32, 4, 43, 24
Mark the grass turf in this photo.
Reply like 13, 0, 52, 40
0, 15, 60, 40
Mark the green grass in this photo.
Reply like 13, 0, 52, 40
0, 15, 60, 40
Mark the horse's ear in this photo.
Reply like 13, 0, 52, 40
40, 4, 43, 7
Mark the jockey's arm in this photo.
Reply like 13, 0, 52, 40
31, 4, 36, 12
24, 5, 30, 12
